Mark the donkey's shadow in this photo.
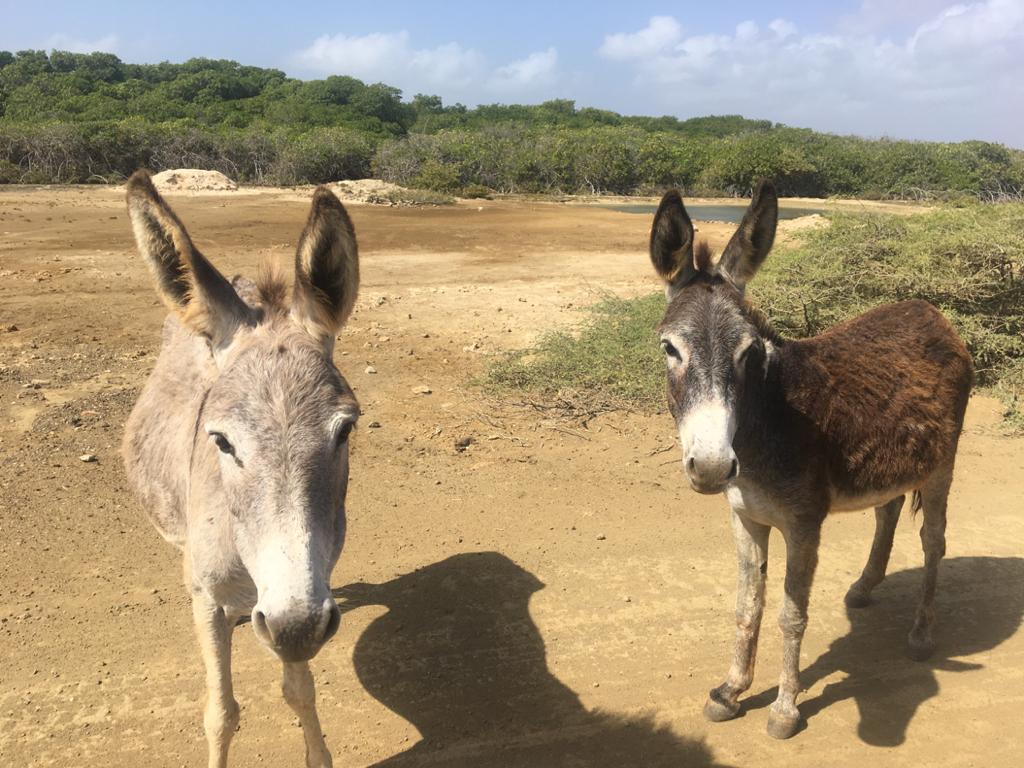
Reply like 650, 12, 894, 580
336, 552, 731, 767
742, 556, 1024, 745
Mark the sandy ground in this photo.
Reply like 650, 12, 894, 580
0, 186, 1021, 768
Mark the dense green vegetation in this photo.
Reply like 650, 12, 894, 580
1, 50, 1023, 198
487, 204, 1024, 425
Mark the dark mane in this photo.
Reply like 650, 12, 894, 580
694, 240, 713, 273
744, 299, 783, 345
256, 263, 290, 314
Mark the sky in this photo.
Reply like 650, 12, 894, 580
2, 0, 1022, 146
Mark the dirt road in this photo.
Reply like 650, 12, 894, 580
1, 187, 1021, 767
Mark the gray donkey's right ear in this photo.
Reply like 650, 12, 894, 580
125, 170, 253, 346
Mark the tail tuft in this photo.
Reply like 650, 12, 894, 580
911, 490, 923, 516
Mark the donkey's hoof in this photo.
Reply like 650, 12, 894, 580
766, 710, 801, 740
703, 689, 741, 722
844, 587, 872, 609
907, 636, 935, 662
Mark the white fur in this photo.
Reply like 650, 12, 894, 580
679, 397, 738, 480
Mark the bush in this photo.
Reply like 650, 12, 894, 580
460, 183, 492, 199
269, 127, 374, 185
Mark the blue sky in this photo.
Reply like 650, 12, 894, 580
3, 1, 1022, 146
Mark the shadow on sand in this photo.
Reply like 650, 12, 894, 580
335, 552, 732, 767
741, 556, 1024, 745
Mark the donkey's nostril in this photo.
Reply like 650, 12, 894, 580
319, 602, 342, 645
728, 458, 739, 481
253, 610, 271, 640
687, 456, 697, 472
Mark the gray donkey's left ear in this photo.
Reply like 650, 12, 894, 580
292, 186, 360, 348
717, 179, 778, 290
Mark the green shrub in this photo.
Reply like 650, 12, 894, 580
460, 183, 492, 199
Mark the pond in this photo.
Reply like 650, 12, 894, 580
601, 203, 827, 222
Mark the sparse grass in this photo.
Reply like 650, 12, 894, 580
485, 293, 667, 416
486, 203, 1024, 425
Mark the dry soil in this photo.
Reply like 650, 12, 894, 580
0, 186, 1021, 767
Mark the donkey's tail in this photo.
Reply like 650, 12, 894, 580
910, 490, 923, 515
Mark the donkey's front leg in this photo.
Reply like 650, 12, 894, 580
192, 594, 240, 768
705, 509, 770, 722
768, 520, 821, 740
282, 661, 333, 768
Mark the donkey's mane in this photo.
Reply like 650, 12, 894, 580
256, 262, 290, 314
694, 240, 713, 273
744, 301, 782, 345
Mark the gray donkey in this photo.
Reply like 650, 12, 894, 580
122, 170, 360, 767
647, 181, 972, 739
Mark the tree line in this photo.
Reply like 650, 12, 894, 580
1, 50, 1021, 198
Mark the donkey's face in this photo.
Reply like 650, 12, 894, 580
649, 181, 778, 494
127, 172, 360, 661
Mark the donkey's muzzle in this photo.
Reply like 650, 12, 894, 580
685, 453, 739, 494
251, 598, 342, 662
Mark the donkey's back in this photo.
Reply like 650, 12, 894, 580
779, 299, 973, 505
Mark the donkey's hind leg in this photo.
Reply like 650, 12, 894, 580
908, 465, 953, 661
844, 496, 904, 608
282, 661, 333, 768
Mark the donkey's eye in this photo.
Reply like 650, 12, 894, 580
661, 339, 682, 360
335, 420, 355, 448
210, 432, 235, 456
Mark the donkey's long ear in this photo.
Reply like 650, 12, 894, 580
717, 179, 778, 290
650, 190, 697, 294
125, 170, 253, 347
292, 187, 359, 348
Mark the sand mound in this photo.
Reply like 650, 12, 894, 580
780, 212, 829, 233
330, 179, 406, 204
151, 169, 238, 192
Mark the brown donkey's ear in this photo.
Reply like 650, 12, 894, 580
292, 186, 359, 348
125, 170, 253, 347
650, 190, 698, 293
717, 179, 778, 290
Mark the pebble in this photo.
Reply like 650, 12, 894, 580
412, 385, 432, 395
364, 365, 377, 374
368, 421, 382, 428
79, 454, 97, 463
596, 534, 607, 541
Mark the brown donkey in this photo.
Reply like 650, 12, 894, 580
122, 171, 360, 767
647, 181, 972, 739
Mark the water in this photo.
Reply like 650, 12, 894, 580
601, 203, 826, 222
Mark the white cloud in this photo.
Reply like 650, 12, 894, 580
45, 33, 118, 54
293, 31, 484, 88
768, 19, 798, 40
489, 48, 558, 91
293, 31, 560, 100
597, 3, 1024, 144
599, 16, 681, 60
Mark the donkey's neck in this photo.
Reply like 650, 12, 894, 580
731, 331, 821, 489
